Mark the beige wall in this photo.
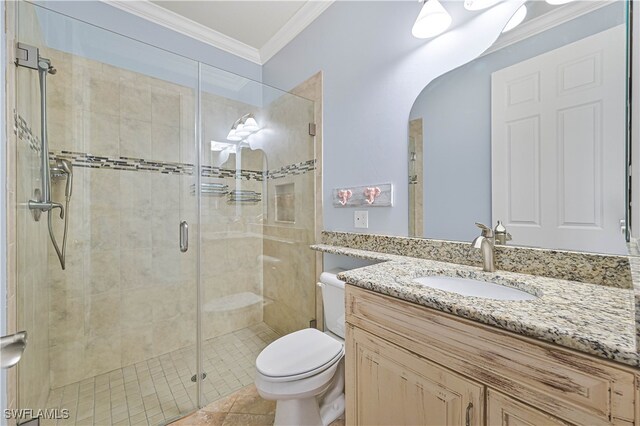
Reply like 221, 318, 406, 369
259, 87, 317, 336
44, 49, 271, 388
408, 118, 423, 237
43, 48, 199, 388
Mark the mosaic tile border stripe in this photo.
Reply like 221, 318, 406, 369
15, 112, 41, 153
18, 113, 316, 181
320, 231, 633, 289
51, 150, 195, 175
266, 160, 316, 180
49, 151, 315, 182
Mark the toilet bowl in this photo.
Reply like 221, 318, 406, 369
255, 269, 347, 426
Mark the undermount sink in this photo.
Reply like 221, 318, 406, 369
413, 276, 537, 301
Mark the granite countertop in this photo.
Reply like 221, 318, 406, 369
312, 244, 639, 367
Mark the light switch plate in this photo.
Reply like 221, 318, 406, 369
354, 211, 369, 229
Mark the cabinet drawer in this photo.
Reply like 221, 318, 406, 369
346, 286, 635, 425
487, 389, 571, 425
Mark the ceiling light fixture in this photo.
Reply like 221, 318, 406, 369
464, 0, 502, 11
226, 113, 260, 141
545, 0, 576, 4
412, 0, 452, 39
502, 4, 527, 33
242, 115, 259, 132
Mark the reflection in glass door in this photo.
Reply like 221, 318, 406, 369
198, 65, 316, 409
12, 3, 318, 425
15, 3, 199, 424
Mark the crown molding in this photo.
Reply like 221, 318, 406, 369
483, 1, 611, 56
102, 0, 334, 66
102, 0, 262, 64
259, 1, 334, 63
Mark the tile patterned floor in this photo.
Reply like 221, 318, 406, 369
42, 323, 280, 426
171, 385, 345, 426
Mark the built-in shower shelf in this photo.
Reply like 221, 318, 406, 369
228, 190, 262, 203
191, 182, 229, 196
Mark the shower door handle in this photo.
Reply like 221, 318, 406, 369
180, 221, 188, 253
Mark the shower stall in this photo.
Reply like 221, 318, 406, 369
9, 2, 318, 425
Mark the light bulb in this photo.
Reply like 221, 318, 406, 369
235, 123, 251, 137
243, 116, 259, 132
412, 0, 452, 39
226, 129, 242, 141
502, 4, 526, 33
211, 141, 234, 151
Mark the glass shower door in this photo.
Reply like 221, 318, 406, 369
197, 64, 316, 410
14, 3, 200, 425
12, 2, 318, 424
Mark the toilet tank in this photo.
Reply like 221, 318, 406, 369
320, 268, 347, 339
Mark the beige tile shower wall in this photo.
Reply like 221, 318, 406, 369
44, 49, 267, 388
260, 90, 316, 336
290, 73, 324, 331
44, 48, 200, 388
13, 2, 51, 413
409, 119, 423, 237
199, 95, 264, 340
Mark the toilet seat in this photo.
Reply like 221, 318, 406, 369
258, 348, 344, 383
256, 329, 344, 382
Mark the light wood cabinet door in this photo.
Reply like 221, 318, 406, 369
487, 389, 570, 426
346, 326, 484, 426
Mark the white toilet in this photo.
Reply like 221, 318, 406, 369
255, 269, 347, 426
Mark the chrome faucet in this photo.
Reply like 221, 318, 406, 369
471, 223, 496, 272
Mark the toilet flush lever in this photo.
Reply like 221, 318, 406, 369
179, 221, 188, 253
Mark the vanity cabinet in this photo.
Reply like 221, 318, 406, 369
345, 286, 637, 426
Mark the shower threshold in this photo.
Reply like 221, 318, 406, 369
41, 323, 280, 426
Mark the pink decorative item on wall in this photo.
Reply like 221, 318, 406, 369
337, 189, 353, 206
332, 184, 393, 207
364, 187, 381, 204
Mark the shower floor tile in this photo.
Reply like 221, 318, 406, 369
43, 323, 280, 426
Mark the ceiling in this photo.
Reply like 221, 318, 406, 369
107, 0, 334, 64
108, 0, 603, 66
150, 1, 307, 49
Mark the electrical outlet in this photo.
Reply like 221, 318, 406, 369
354, 211, 369, 229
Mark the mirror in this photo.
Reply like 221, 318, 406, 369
408, 0, 631, 255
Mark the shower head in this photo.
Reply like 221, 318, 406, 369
50, 159, 73, 199
59, 159, 73, 199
